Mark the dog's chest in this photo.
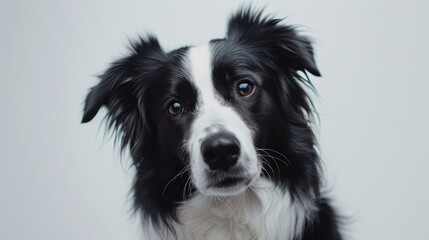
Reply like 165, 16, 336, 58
174, 179, 310, 240
178, 196, 260, 240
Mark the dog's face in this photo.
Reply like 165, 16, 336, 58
183, 44, 264, 196
82, 9, 320, 203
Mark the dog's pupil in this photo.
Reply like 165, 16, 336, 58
169, 102, 182, 115
238, 82, 252, 96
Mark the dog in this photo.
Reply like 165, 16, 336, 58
82, 7, 342, 240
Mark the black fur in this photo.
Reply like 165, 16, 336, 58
82, 7, 342, 239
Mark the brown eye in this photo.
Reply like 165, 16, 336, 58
168, 101, 184, 116
237, 80, 254, 96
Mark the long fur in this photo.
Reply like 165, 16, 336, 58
82, 7, 342, 240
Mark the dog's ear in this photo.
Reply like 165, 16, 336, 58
81, 57, 137, 124
82, 36, 164, 123
82, 36, 165, 155
227, 8, 320, 76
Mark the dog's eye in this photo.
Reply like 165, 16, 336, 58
237, 80, 254, 97
168, 101, 184, 116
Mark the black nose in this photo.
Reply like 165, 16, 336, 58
201, 133, 240, 171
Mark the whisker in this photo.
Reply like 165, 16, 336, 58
260, 163, 273, 181
258, 153, 279, 176
256, 148, 291, 166
222, 196, 233, 211
258, 153, 288, 165
182, 176, 192, 201
162, 164, 190, 196
186, 177, 194, 200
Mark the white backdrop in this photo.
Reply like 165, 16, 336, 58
1, 1, 428, 239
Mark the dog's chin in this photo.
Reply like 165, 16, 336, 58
200, 173, 259, 197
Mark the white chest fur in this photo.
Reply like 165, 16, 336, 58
143, 179, 316, 240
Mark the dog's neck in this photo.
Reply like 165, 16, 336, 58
143, 178, 317, 240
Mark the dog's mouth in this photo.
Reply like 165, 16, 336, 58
209, 176, 250, 188
202, 171, 259, 196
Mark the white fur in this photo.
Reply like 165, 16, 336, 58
142, 178, 317, 240
184, 44, 260, 196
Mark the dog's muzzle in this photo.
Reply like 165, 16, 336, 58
188, 107, 260, 196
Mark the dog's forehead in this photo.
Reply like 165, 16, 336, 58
186, 45, 212, 84
183, 44, 219, 105
182, 42, 262, 102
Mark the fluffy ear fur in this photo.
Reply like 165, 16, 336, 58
227, 8, 322, 122
81, 36, 165, 157
227, 8, 320, 77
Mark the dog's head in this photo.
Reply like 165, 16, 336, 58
82, 8, 320, 214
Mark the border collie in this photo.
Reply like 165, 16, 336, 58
82, 7, 342, 240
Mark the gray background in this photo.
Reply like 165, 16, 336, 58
1, 0, 428, 239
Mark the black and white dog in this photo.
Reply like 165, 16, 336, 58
82, 8, 342, 240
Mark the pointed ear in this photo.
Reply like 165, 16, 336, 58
227, 8, 321, 76
287, 35, 321, 76
81, 59, 134, 123
82, 36, 165, 157
81, 36, 163, 124
82, 87, 103, 123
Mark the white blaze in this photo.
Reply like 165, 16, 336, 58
184, 44, 259, 196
